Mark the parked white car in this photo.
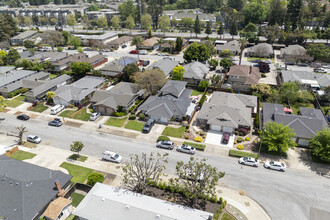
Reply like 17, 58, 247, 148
177, 145, 196, 155
27, 135, 42, 144
50, 105, 65, 115
90, 112, 101, 121
264, 161, 286, 172
238, 157, 259, 167
156, 141, 174, 150
102, 151, 122, 163
139, 50, 147, 55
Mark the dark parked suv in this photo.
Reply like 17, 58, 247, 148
17, 114, 30, 121
142, 119, 155, 133
221, 132, 231, 144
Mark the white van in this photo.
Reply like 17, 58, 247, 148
50, 105, 65, 115
139, 50, 147, 55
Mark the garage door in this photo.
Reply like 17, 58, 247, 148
160, 117, 168, 123
210, 124, 221, 131
298, 138, 309, 146
222, 126, 233, 133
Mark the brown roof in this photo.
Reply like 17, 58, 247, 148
52, 53, 89, 66
228, 65, 261, 85
108, 36, 133, 45
142, 37, 160, 47
43, 197, 72, 220
87, 54, 107, 63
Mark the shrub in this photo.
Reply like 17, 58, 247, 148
229, 150, 258, 159
234, 131, 239, 135
237, 137, 244, 143
237, 144, 244, 150
194, 136, 203, 142
254, 113, 259, 129
245, 137, 250, 141
129, 114, 136, 120
184, 134, 189, 139
138, 113, 145, 120
217, 197, 223, 204
111, 111, 128, 117
157, 136, 170, 141
210, 195, 218, 203
87, 173, 104, 186
234, 141, 237, 144
239, 132, 244, 136
238, 127, 248, 136
68, 104, 74, 108
128, 105, 136, 112
20, 88, 29, 93
8, 92, 14, 98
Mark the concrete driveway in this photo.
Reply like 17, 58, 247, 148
205, 130, 235, 148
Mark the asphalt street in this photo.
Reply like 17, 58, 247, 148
1, 112, 330, 220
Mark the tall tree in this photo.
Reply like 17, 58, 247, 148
260, 122, 297, 154
133, 69, 167, 97
122, 152, 168, 193
171, 65, 185, 81
279, 81, 301, 104
310, 128, 330, 161
229, 20, 238, 39
97, 15, 108, 28
119, 0, 137, 21
3, 48, 20, 65
141, 14, 152, 31
0, 13, 18, 42
110, 15, 120, 30
158, 14, 170, 34
122, 63, 139, 82
194, 15, 201, 37
238, 37, 248, 65
205, 21, 212, 36
40, 31, 65, 47
67, 14, 77, 32
68, 36, 81, 48
227, 0, 244, 11
70, 62, 92, 78
125, 16, 136, 33
148, 0, 164, 29
88, 4, 100, 11
218, 22, 224, 38
287, 0, 303, 31
268, 0, 286, 26
183, 42, 211, 62
243, 2, 266, 25
175, 37, 183, 53
70, 141, 84, 157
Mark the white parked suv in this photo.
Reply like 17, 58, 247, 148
264, 161, 286, 172
238, 157, 259, 167
90, 112, 101, 121
102, 151, 122, 163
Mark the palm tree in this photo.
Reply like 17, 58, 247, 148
15, 125, 27, 145
238, 37, 248, 65
132, 36, 143, 60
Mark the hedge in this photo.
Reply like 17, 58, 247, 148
129, 114, 136, 120
138, 113, 145, 120
157, 136, 170, 141
229, 150, 258, 159
87, 173, 105, 186
212, 200, 227, 220
183, 141, 206, 151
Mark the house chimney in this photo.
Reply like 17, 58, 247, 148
55, 180, 65, 197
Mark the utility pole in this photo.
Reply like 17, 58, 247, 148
139, 0, 142, 30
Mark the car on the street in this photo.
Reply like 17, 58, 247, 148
121, 44, 127, 48
27, 135, 42, 144
221, 132, 230, 144
130, 50, 138, 54
298, 63, 308, 67
176, 145, 196, 154
102, 49, 111, 52
17, 114, 30, 121
156, 140, 174, 150
84, 47, 94, 51
314, 68, 327, 73
139, 50, 147, 55
90, 112, 101, 121
264, 161, 286, 172
48, 118, 63, 127
142, 119, 155, 133
264, 60, 272, 64
102, 151, 122, 163
143, 60, 150, 66
250, 59, 260, 63
238, 157, 259, 167
158, 53, 166, 56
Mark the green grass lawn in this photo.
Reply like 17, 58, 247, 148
125, 120, 145, 131
10, 150, 36, 161
68, 154, 88, 162
221, 212, 235, 220
60, 162, 94, 183
4, 95, 25, 108
59, 110, 76, 118
291, 103, 314, 115
71, 193, 85, 207
49, 73, 58, 79
162, 126, 186, 138
191, 90, 204, 96
72, 108, 92, 121
247, 57, 275, 62
66, 215, 79, 220
104, 117, 127, 127
30, 104, 49, 113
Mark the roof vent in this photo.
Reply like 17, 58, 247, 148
101, 198, 105, 201
16, 182, 19, 185
10, 181, 13, 185
126, 205, 130, 209
156, 214, 161, 218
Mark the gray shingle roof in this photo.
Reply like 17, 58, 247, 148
20, 51, 67, 62
147, 58, 179, 77
0, 155, 71, 220
101, 56, 137, 73
0, 69, 36, 88
108, 36, 133, 46
0, 66, 15, 74
10, 30, 37, 40
159, 80, 187, 98
209, 92, 258, 108
281, 70, 330, 88
183, 61, 209, 80
280, 45, 307, 57
216, 40, 240, 53
300, 107, 329, 127
247, 43, 274, 56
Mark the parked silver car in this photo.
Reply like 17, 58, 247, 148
264, 161, 286, 172
238, 157, 259, 167
177, 145, 196, 154
27, 135, 42, 144
156, 141, 174, 150
90, 112, 101, 121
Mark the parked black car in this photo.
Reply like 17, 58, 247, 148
48, 118, 63, 127
142, 119, 155, 133
17, 114, 30, 121
143, 60, 150, 67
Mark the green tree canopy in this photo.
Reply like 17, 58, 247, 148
0, 96, 6, 112
97, 15, 108, 28
194, 15, 201, 37
71, 62, 92, 78
122, 63, 139, 82
243, 2, 266, 25
279, 81, 301, 104
141, 14, 152, 31
70, 141, 84, 156
119, 0, 137, 21
268, 0, 286, 26
183, 42, 211, 62
208, 59, 218, 69
159, 14, 170, 34
205, 21, 212, 35
68, 36, 81, 48
307, 44, 330, 61
309, 128, 330, 161
171, 65, 185, 81
125, 16, 136, 32
175, 37, 183, 53
111, 15, 121, 30
198, 80, 209, 92
219, 58, 233, 69
260, 122, 297, 153
67, 14, 77, 27
4, 48, 20, 65
88, 4, 100, 11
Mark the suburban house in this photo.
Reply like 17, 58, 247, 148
20, 51, 68, 62
0, 155, 72, 220
147, 57, 179, 78
42, 197, 72, 220
53, 76, 105, 106
24, 74, 72, 102
75, 32, 118, 46
86, 9, 120, 21
9, 30, 37, 46
281, 70, 330, 90
138, 80, 193, 123
262, 103, 328, 146
73, 183, 213, 220
90, 82, 143, 115
226, 65, 261, 91
216, 40, 240, 55
100, 56, 137, 77
52, 53, 108, 72
246, 43, 274, 58
0, 71, 49, 97
163, 9, 216, 24
139, 37, 160, 50
196, 92, 256, 133
182, 61, 210, 86
280, 45, 311, 61
107, 36, 133, 49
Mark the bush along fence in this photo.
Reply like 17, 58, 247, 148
229, 150, 259, 159
213, 200, 228, 220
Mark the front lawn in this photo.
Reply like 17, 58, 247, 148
10, 150, 36, 161
162, 126, 186, 138
183, 141, 206, 151
291, 103, 314, 115
59, 110, 76, 118
221, 212, 235, 220
72, 108, 92, 121
125, 120, 145, 131
191, 90, 204, 96
60, 162, 94, 183
104, 117, 127, 127
30, 104, 49, 113
71, 193, 85, 207
4, 95, 25, 108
